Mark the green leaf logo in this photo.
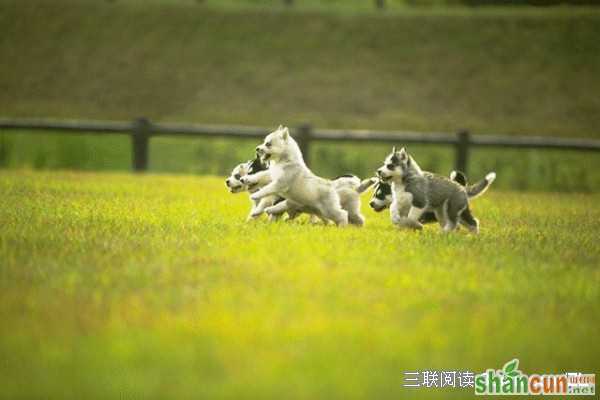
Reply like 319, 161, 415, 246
503, 359, 520, 377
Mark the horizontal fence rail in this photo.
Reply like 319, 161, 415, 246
1, 117, 600, 175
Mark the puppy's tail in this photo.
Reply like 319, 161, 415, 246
357, 177, 377, 194
466, 172, 496, 199
450, 170, 468, 186
332, 175, 376, 193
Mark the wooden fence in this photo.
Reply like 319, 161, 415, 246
282, 0, 386, 8
1, 117, 600, 175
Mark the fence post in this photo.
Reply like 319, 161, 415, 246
132, 117, 151, 172
375, 0, 386, 9
296, 123, 312, 167
455, 129, 470, 175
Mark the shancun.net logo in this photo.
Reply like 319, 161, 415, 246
475, 359, 595, 396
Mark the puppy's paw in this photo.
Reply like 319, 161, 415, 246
247, 210, 262, 220
396, 217, 423, 230
241, 176, 257, 186
250, 192, 261, 201
264, 206, 279, 215
391, 215, 403, 225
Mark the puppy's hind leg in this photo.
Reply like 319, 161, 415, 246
433, 206, 446, 229
345, 197, 365, 226
348, 211, 365, 227
459, 205, 479, 234
442, 200, 460, 233
321, 205, 348, 227
316, 190, 349, 227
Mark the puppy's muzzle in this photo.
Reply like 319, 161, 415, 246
369, 201, 385, 212
377, 169, 390, 182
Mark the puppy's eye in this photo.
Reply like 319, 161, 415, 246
386, 164, 394, 170
265, 142, 272, 148
234, 174, 241, 180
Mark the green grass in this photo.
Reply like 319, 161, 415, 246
1, 170, 598, 399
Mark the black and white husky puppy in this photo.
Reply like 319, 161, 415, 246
225, 155, 284, 221
376, 147, 496, 233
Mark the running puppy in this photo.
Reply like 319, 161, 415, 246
264, 174, 376, 226
369, 170, 495, 216
241, 125, 350, 226
225, 156, 284, 221
376, 147, 495, 233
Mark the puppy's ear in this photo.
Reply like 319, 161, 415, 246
398, 147, 408, 161
280, 127, 289, 140
277, 124, 283, 131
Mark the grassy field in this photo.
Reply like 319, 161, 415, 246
1, 170, 598, 399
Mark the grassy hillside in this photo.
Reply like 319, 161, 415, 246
1, 170, 599, 398
2, 1, 599, 191
1, 1, 599, 137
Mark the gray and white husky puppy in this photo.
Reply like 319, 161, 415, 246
369, 170, 495, 217
376, 147, 496, 233
241, 125, 367, 226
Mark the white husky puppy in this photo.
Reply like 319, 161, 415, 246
227, 154, 373, 223
263, 173, 376, 226
240, 126, 352, 226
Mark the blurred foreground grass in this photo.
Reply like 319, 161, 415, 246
0, 170, 598, 399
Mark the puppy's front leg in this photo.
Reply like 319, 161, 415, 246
390, 201, 401, 225
391, 193, 412, 225
264, 200, 290, 216
241, 170, 270, 186
248, 197, 273, 219
250, 182, 284, 201
397, 206, 425, 230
